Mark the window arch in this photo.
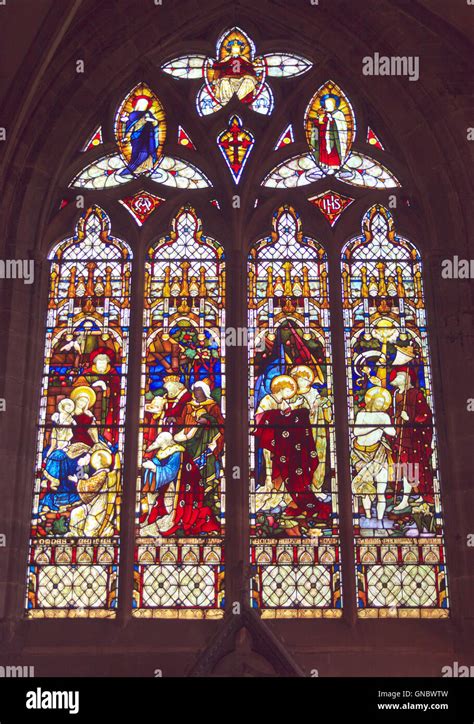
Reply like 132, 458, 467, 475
21, 29, 452, 629
342, 204, 449, 618
248, 205, 341, 618
26, 206, 132, 617
134, 206, 226, 618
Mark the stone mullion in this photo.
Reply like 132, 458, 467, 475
116, 238, 144, 622
223, 219, 249, 614
326, 228, 358, 626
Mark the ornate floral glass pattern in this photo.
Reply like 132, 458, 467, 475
342, 205, 449, 618
26, 207, 132, 617
249, 206, 341, 618
133, 207, 225, 618
217, 115, 255, 183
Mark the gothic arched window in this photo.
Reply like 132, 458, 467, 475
134, 206, 225, 618
27, 206, 132, 618
22, 27, 451, 629
248, 206, 341, 618
342, 205, 448, 618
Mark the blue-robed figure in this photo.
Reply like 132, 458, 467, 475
120, 96, 160, 176
39, 443, 92, 513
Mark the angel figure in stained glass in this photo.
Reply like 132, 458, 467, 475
254, 374, 331, 536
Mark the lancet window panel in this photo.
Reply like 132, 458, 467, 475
133, 206, 226, 618
248, 206, 341, 618
26, 206, 132, 618
342, 205, 449, 618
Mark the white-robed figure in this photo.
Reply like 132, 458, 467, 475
351, 386, 396, 522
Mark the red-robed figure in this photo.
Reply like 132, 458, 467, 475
210, 38, 259, 104
74, 347, 122, 443
144, 375, 192, 445
390, 366, 434, 508
310, 94, 347, 169
254, 375, 330, 535
141, 432, 219, 536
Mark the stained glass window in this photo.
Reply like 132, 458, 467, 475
217, 115, 255, 183
308, 190, 354, 227
343, 204, 449, 618
367, 127, 384, 150
274, 124, 294, 150
118, 190, 164, 226
162, 26, 310, 117
133, 206, 225, 618
71, 84, 210, 191
178, 126, 196, 150
249, 206, 341, 618
26, 206, 132, 617
81, 126, 103, 152
263, 80, 399, 190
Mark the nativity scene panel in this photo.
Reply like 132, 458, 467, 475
26, 207, 132, 617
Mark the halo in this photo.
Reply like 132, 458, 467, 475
70, 385, 97, 408
133, 95, 152, 109
90, 448, 113, 470
270, 374, 297, 397
320, 93, 340, 108
365, 386, 392, 410
290, 365, 316, 384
